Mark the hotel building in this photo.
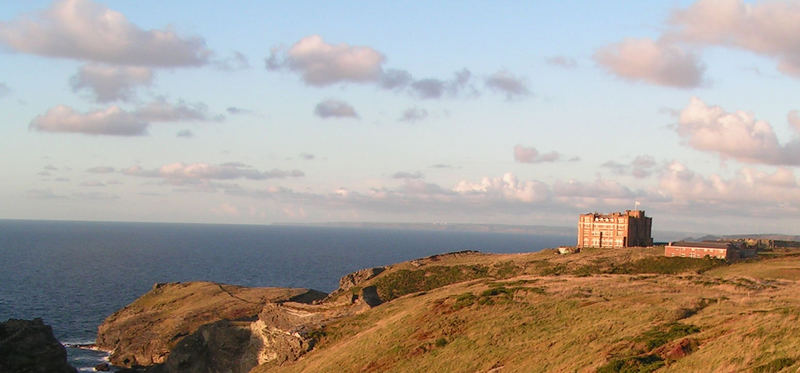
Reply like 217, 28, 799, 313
577, 210, 653, 248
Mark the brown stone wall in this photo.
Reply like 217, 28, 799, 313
664, 246, 729, 259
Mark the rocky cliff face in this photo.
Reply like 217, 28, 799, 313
96, 281, 324, 368
321, 266, 386, 304
151, 287, 380, 373
0, 318, 77, 373
97, 266, 391, 372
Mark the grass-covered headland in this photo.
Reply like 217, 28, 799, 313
249, 244, 800, 373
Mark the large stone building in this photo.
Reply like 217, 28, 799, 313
577, 210, 653, 248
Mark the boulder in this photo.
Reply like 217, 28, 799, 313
0, 318, 77, 373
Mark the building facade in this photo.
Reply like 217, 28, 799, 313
577, 210, 653, 248
665, 241, 756, 261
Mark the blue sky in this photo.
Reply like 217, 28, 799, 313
2, 0, 800, 234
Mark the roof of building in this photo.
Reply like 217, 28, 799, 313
581, 210, 648, 218
668, 241, 734, 249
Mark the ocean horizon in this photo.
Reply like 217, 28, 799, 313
0, 219, 572, 371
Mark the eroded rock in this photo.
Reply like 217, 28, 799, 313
0, 318, 77, 373
96, 281, 324, 368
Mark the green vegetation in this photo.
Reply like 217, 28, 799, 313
452, 292, 476, 309
597, 354, 664, 373
617, 256, 726, 274
374, 265, 489, 301
254, 246, 800, 373
753, 358, 796, 373
635, 323, 700, 350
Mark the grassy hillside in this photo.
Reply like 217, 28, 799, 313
253, 246, 800, 373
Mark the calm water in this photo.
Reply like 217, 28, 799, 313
0, 219, 571, 371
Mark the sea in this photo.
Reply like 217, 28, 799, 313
0, 219, 572, 371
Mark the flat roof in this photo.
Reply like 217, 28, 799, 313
668, 241, 733, 249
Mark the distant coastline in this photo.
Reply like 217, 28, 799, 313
274, 221, 702, 242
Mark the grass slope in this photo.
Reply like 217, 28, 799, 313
255, 247, 800, 373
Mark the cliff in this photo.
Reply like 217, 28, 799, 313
96, 281, 325, 368
0, 318, 77, 373
100, 246, 800, 372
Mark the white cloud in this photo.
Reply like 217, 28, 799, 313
123, 162, 304, 184
0, 83, 10, 97
631, 155, 657, 178
789, 110, 800, 132
136, 100, 215, 122
410, 69, 474, 99
314, 99, 358, 119
392, 171, 424, 180
0, 0, 210, 66
594, 38, 705, 88
553, 179, 635, 199
266, 35, 384, 86
656, 161, 800, 215
546, 56, 577, 69
602, 155, 657, 178
485, 70, 530, 99
213, 51, 250, 71
29, 105, 146, 136
670, 0, 800, 76
266, 35, 481, 100
70, 64, 153, 102
379, 69, 413, 90
676, 97, 800, 165
513, 145, 561, 163
226, 107, 251, 115
399, 107, 428, 122
29, 100, 217, 136
453, 173, 549, 203
86, 166, 115, 174
176, 129, 194, 138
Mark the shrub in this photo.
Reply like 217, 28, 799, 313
374, 265, 490, 301
492, 261, 521, 279
452, 292, 476, 309
753, 358, 795, 373
612, 257, 726, 275
597, 354, 664, 373
434, 337, 448, 347
636, 323, 701, 350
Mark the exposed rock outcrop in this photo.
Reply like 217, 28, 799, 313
145, 291, 380, 373
338, 267, 386, 293
0, 318, 77, 373
96, 281, 325, 368
149, 320, 259, 373
321, 266, 386, 303
98, 266, 393, 372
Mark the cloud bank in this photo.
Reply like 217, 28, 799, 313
513, 145, 561, 163
0, 0, 211, 66
314, 99, 358, 119
70, 64, 153, 102
485, 70, 530, 99
594, 38, 705, 88
123, 162, 304, 183
676, 97, 800, 165
670, 0, 800, 76
29, 100, 217, 136
266, 35, 384, 86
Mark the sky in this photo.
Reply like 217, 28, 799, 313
2, 0, 800, 234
